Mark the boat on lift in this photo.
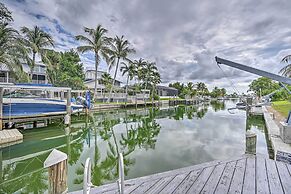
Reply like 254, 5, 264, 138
2, 84, 87, 117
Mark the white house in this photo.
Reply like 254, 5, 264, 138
0, 62, 48, 84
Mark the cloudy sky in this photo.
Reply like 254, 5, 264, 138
4, 0, 291, 93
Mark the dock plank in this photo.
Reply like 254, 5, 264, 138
159, 172, 189, 194
71, 155, 290, 194
214, 161, 237, 193
130, 178, 161, 194
256, 157, 269, 194
186, 166, 215, 193
145, 175, 175, 194
276, 161, 291, 193
242, 156, 256, 194
200, 163, 226, 193
266, 159, 284, 194
172, 169, 202, 194
228, 158, 246, 194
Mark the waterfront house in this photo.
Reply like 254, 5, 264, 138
156, 85, 178, 97
84, 68, 122, 90
0, 62, 48, 84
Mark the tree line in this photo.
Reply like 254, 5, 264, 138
0, 3, 161, 101
169, 81, 228, 98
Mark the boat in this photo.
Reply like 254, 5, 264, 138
3, 92, 84, 117
236, 102, 246, 109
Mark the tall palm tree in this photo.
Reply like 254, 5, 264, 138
20, 26, 54, 80
101, 72, 112, 92
143, 61, 158, 90
76, 25, 111, 99
120, 61, 136, 102
150, 71, 161, 103
107, 35, 135, 102
280, 55, 291, 77
133, 58, 147, 84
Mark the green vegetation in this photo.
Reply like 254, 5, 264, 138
1, 3, 161, 100
248, 77, 290, 101
280, 55, 291, 77
272, 101, 291, 117
169, 81, 227, 99
43, 50, 85, 89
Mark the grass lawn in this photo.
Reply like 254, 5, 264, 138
272, 100, 291, 117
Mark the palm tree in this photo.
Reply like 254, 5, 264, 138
107, 36, 135, 102
20, 26, 54, 80
76, 25, 111, 99
197, 82, 208, 96
143, 61, 158, 90
150, 71, 161, 103
280, 55, 291, 77
42, 50, 61, 84
101, 72, 112, 93
120, 61, 136, 102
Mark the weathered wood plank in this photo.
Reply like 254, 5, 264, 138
276, 161, 291, 193
145, 175, 175, 194
243, 156, 256, 194
172, 169, 202, 194
159, 172, 189, 194
200, 163, 226, 193
187, 166, 215, 193
130, 178, 160, 194
266, 159, 284, 194
214, 161, 237, 194
228, 158, 246, 194
256, 157, 269, 194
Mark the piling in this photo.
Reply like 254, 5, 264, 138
65, 89, 71, 125
44, 149, 68, 194
246, 130, 257, 154
0, 88, 3, 130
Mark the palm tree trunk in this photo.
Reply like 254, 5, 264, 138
125, 75, 129, 106
93, 53, 99, 100
30, 52, 36, 81
108, 57, 120, 102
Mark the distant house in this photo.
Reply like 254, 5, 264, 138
0, 62, 48, 84
156, 85, 178, 97
84, 69, 122, 90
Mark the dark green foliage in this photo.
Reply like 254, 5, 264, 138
43, 49, 85, 89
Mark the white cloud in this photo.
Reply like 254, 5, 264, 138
3, 0, 291, 92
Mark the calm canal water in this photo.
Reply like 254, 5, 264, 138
0, 100, 270, 193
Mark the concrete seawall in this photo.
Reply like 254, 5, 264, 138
262, 106, 291, 164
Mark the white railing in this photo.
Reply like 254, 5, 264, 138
117, 153, 125, 194
83, 158, 93, 194
83, 154, 125, 194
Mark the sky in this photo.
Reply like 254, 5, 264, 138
3, 0, 291, 93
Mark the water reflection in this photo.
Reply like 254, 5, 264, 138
0, 101, 269, 192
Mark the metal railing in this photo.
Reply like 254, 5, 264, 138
83, 153, 125, 194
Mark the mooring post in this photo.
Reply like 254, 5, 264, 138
246, 130, 257, 154
44, 149, 68, 194
65, 89, 71, 125
0, 87, 3, 130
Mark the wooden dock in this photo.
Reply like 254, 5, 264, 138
0, 129, 23, 148
71, 154, 291, 194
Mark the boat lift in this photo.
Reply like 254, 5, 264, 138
0, 84, 72, 130
215, 57, 291, 86
215, 56, 291, 122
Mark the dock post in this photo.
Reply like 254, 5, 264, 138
65, 90, 71, 125
246, 130, 257, 154
44, 149, 68, 194
0, 88, 3, 130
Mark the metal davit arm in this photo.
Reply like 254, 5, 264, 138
215, 57, 291, 85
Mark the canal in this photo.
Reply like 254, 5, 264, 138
0, 100, 271, 193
